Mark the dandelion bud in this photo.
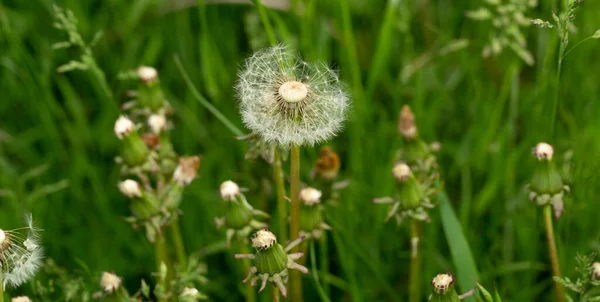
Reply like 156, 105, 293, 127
220, 180, 241, 201
528, 142, 569, 218
100, 272, 122, 293
118, 179, 142, 198
299, 188, 329, 239
137, 66, 158, 83
430, 273, 460, 302
114, 116, 149, 167
300, 187, 322, 206
399, 105, 418, 140
11, 297, 32, 302
392, 163, 412, 182
114, 116, 135, 139
148, 114, 167, 134
593, 262, 600, 280
173, 156, 201, 186
235, 231, 308, 297
313, 146, 340, 181
236, 45, 350, 146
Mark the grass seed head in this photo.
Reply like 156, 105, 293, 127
236, 45, 350, 146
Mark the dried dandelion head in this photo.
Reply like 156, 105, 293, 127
313, 146, 341, 180
0, 215, 44, 290
236, 45, 350, 146
173, 156, 202, 186
398, 105, 417, 139
430, 273, 460, 301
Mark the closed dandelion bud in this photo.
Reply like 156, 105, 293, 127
100, 272, 130, 302
527, 143, 569, 218
299, 188, 329, 239
163, 156, 201, 211
148, 114, 167, 134
114, 116, 149, 167
430, 273, 460, 302
398, 105, 431, 164
0, 215, 44, 289
394, 164, 424, 210
137, 66, 164, 111
313, 146, 340, 181
592, 262, 600, 280
119, 180, 160, 220
11, 296, 32, 302
236, 45, 350, 146
234, 230, 308, 297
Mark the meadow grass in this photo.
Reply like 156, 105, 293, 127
1, 0, 600, 300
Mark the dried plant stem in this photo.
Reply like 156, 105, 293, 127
240, 244, 256, 302
544, 206, 565, 302
272, 284, 280, 302
155, 232, 169, 302
274, 149, 288, 243
409, 220, 422, 302
289, 143, 303, 302
170, 217, 187, 267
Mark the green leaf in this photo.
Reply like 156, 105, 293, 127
439, 191, 479, 300
476, 283, 493, 302
592, 29, 600, 39
493, 288, 503, 302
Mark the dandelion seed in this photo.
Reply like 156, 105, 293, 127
0, 215, 44, 290
235, 45, 350, 146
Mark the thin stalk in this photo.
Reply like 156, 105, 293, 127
240, 244, 256, 302
274, 149, 288, 243
170, 217, 187, 267
251, 0, 277, 46
0, 271, 4, 302
272, 284, 280, 302
155, 233, 169, 302
550, 57, 562, 137
320, 231, 331, 296
409, 220, 422, 302
289, 143, 303, 302
310, 240, 332, 302
544, 206, 565, 302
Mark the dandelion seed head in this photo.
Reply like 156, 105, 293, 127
220, 180, 240, 201
236, 45, 350, 146
118, 179, 142, 198
148, 114, 167, 134
431, 273, 454, 293
300, 187, 322, 205
0, 229, 5, 246
137, 66, 158, 82
252, 229, 277, 250
100, 272, 122, 293
114, 116, 135, 139
1, 215, 44, 290
533, 142, 554, 161
392, 163, 412, 182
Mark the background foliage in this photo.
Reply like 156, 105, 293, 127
1, 0, 600, 300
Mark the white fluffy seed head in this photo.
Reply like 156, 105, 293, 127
148, 114, 167, 134
118, 179, 142, 198
180, 287, 199, 297
0, 229, 5, 245
220, 180, 240, 201
100, 272, 121, 293
236, 45, 350, 146
137, 66, 158, 82
392, 163, 412, 182
252, 229, 277, 250
533, 142, 554, 161
431, 273, 454, 293
300, 187, 322, 205
114, 116, 135, 139
11, 297, 32, 302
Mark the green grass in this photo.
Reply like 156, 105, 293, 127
1, 0, 600, 300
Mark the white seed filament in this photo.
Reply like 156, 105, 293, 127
432, 273, 453, 293
252, 229, 277, 250
0, 228, 5, 245
278, 81, 308, 103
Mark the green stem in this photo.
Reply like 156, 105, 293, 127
251, 0, 277, 46
562, 36, 593, 59
550, 57, 562, 137
409, 220, 421, 302
272, 284, 280, 302
170, 217, 187, 267
274, 149, 288, 243
311, 240, 332, 302
155, 232, 169, 302
240, 244, 256, 302
544, 206, 564, 302
0, 270, 4, 302
289, 144, 303, 302
320, 231, 331, 296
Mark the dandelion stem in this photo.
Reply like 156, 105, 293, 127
240, 244, 256, 302
320, 231, 331, 296
0, 270, 4, 302
155, 232, 169, 302
274, 149, 288, 243
409, 220, 421, 302
170, 216, 187, 267
289, 143, 303, 302
543, 205, 565, 302
272, 284, 280, 302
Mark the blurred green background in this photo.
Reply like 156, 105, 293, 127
1, 0, 600, 300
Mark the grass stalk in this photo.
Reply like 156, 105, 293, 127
169, 216, 187, 267
273, 149, 288, 243
409, 220, 421, 302
289, 143, 303, 302
240, 244, 256, 302
251, 0, 277, 46
543, 206, 565, 302
154, 232, 169, 302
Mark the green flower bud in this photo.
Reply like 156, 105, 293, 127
119, 179, 161, 220
100, 272, 131, 302
398, 105, 431, 164
137, 66, 164, 111
226, 201, 254, 230
430, 273, 460, 302
114, 116, 150, 166
299, 188, 325, 233
393, 164, 424, 209
254, 243, 288, 275
530, 143, 563, 194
